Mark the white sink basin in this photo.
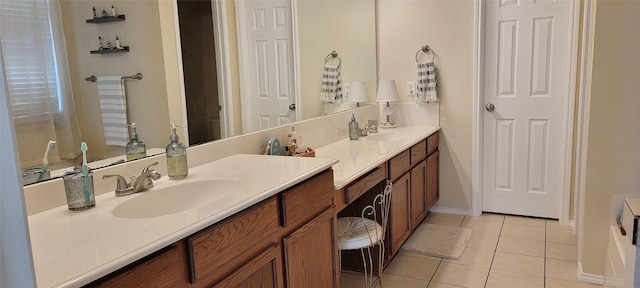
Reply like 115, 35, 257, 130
364, 132, 407, 142
112, 179, 243, 218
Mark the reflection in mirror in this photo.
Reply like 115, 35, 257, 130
2, 0, 376, 185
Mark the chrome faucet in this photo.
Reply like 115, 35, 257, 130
103, 162, 162, 196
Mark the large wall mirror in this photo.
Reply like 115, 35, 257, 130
3, 0, 376, 185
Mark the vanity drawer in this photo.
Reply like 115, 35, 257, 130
410, 139, 427, 165
344, 163, 386, 204
427, 131, 439, 156
186, 197, 278, 286
389, 150, 410, 181
280, 169, 334, 230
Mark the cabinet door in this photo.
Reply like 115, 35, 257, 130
427, 151, 440, 209
213, 244, 283, 288
410, 160, 428, 230
389, 173, 411, 256
283, 208, 337, 288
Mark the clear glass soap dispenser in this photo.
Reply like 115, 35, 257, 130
166, 124, 188, 180
349, 112, 360, 140
126, 123, 146, 161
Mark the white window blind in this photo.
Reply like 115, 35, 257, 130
0, 0, 60, 124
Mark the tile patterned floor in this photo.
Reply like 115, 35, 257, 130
341, 213, 601, 288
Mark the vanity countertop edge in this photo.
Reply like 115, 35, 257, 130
315, 125, 441, 190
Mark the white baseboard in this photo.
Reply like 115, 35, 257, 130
429, 207, 473, 216
578, 262, 605, 285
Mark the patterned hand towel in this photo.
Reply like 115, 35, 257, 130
417, 61, 438, 103
97, 76, 128, 146
320, 64, 343, 103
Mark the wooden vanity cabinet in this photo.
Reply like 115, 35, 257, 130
410, 159, 428, 229
427, 150, 439, 209
85, 241, 190, 288
389, 172, 411, 256
86, 169, 338, 288
186, 197, 280, 287
280, 169, 338, 288
387, 132, 439, 258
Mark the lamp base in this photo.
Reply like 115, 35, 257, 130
379, 122, 396, 129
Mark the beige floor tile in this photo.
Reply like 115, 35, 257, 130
462, 219, 503, 235
397, 251, 442, 262
485, 270, 544, 288
383, 253, 440, 280
443, 248, 494, 268
340, 272, 369, 288
467, 233, 500, 251
427, 283, 462, 288
465, 213, 505, 223
546, 242, 578, 261
379, 274, 429, 288
496, 237, 545, 257
504, 215, 546, 227
431, 262, 489, 288
546, 278, 603, 288
547, 228, 578, 245
424, 213, 465, 227
546, 219, 573, 230
490, 251, 544, 276
500, 223, 545, 241
546, 258, 579, 281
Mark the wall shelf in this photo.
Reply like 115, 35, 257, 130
86, 15, 126, 23
90, 46, 129, 54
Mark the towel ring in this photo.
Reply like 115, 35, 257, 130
415, 45, 435, 63
324, 50, 341, 68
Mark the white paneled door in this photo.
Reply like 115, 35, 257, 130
238, 0, 297, 133
482, 0, 571, 218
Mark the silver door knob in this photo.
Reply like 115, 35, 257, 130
485, 103, 495, 112
289, 103, 296, 110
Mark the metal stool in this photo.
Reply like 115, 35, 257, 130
337, 183, 392, 287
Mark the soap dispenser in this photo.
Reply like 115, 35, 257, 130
166, 124, 188, 180
126, 123, 146, 161
349, 112, 360, 140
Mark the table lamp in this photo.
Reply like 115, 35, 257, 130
376, 80, 399, 128
348, 81, 368, 107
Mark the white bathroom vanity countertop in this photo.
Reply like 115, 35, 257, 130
28, 154, 337, 288
315, 125, 440, 190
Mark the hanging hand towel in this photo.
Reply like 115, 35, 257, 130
319, 64, 343, 103
417, 61, 438, 103
97, 76, 128, 146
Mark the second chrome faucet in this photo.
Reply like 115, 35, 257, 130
103, 162, 162, 196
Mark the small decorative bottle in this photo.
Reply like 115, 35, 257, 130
166, 124, 188, 180
349, 112, 360, 140
126, 123, 146, 161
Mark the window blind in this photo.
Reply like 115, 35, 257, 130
0, 0, 60, 124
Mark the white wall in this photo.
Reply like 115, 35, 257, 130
377, 0, 475, 212
61, 0, 170, 159
296, 0, 377, 120
0, 61, 36, 287
581, 0, 640, 277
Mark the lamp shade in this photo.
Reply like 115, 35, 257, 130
348, 81, 368, 103
376, 80, 399, 102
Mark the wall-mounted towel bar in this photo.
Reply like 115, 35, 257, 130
85, 72, 143, 82
324, 50, 341, 67
415, 45, 435, 63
